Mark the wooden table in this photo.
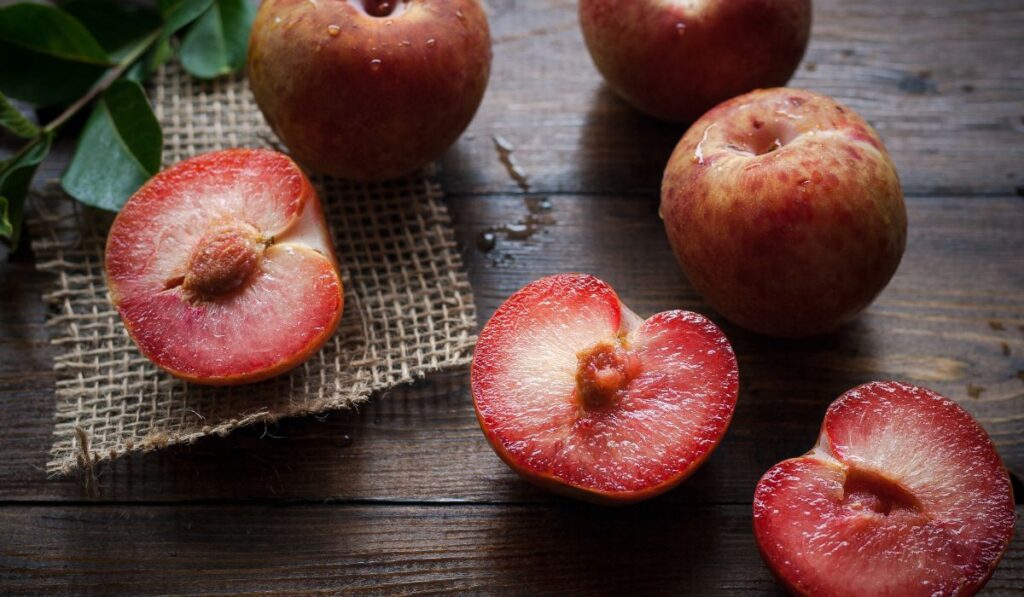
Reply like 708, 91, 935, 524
2, 0, 1023, 593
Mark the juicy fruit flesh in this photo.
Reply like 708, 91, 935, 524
105, 149, 343, 384
754, 382, 1016, 596
472, 274, 739, 500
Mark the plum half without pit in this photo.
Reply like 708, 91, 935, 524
105, 148, 344, 385
471, 273, 739, 505
754, 382, 1016, 596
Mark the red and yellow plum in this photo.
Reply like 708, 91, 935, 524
660, 88, 906, 337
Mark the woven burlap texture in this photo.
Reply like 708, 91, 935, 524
32, 63, 477, 476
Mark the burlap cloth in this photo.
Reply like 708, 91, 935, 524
29, 63, 477, 477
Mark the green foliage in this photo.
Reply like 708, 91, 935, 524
0, 0, 255, 247
62, 0, 163, 62
0, 92, 40, 139
125, 37, 176, 83
159, 0, 216, 37
62, 80, 163, 211
0, 3, 111, 107
0, 134, 53, 248
180, 0, 256, 79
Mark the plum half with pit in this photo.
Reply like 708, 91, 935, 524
105, 148, 343, 385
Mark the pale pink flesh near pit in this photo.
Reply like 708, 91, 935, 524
472, 274, 738, 497
754, 382, 1016, 596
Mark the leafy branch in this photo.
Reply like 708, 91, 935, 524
0, 0, 255, 248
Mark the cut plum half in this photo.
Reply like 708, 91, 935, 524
471, 273, 739, 504
105, 148, 343, 385
754, 382, 1016, 596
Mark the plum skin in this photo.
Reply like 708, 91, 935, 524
248, 0, 492, 181
661, 88, 907, 337
579, 0, 811, 123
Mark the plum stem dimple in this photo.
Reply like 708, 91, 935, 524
182, 223, 267, 300
575, 341, 641, 411
740, 118, 799, 157
349, 0, 407, 18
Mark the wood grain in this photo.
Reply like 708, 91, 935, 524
1, 504, 1021, 595
442, 0, 1024, 197
1, 0, 1023, 592
2, 195, 1020, 504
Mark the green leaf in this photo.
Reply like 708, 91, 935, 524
61, 0, 162, 63
180, 0, 255, 79
0, 4, 109, 63
148, 0, 214, 76
0, 198, 11, 240
125, 36, 175, 83
0, 92, 39, 138
61, 80, 162, 211
0, 3, 112, 106
158, 0, 215, 37
0, 133, 53, 248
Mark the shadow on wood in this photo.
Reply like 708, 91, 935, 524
575, 85, 687, 196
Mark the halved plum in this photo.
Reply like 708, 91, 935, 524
471, 273, 739, 504
105, 148, 343, 385
754, 382, 1017, 596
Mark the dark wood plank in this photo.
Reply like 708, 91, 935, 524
442, 0, 1024, 197
1, 503, 1021, 595
0, 0, 1020, 593
2, 194, 1021, 502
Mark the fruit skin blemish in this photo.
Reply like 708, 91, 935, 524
471, 273, 739, 505
754, 381, 1016, 596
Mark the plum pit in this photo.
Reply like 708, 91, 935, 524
575, 341, 641, 411
182, 223, 267, 300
